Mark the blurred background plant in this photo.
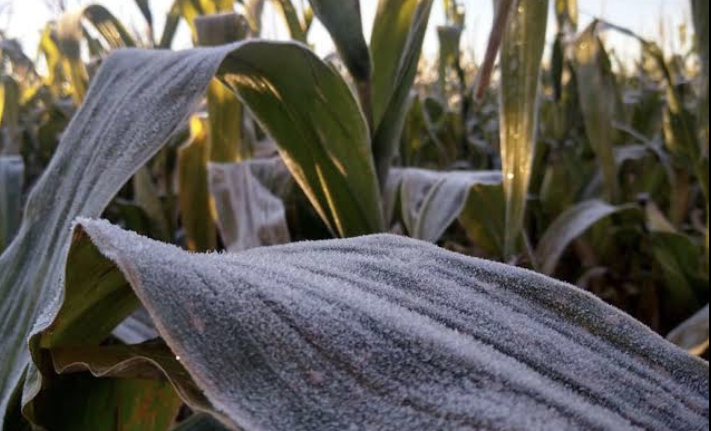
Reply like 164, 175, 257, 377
0, 0, 707, 411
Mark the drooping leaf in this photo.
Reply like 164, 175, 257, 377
208, 158, 291, 252
498, 0, 549, 258
370, 0, 435, 183
574, 23, 619, 201
667, 305, 709, 356
178, 117, 218, 252
535, 200, 640, 276
0, 41, 384, 427
38, 217, 711, 430
387, 168, 502, 244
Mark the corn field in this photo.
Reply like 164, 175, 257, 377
0, 0, 708, 430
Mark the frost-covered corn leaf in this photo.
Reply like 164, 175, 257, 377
0, 40, 384, 428
498, 0, 549, 258
38, 218, 711, 430
208, 158, 291, 252
387, 168, 502, 244
667, 305, 710, 356
370, 0, 435, 182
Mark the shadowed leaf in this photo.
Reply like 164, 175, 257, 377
535, 200, 640, 276
667, 305, 710, 356
370, 0, 435, 183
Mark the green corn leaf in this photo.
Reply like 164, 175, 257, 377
535, 200, 641, 276
178, 117, 218, 252
308, 0, 371, 84
217, 43, 384, 237
574, 23, 619, 202
498, 0, 549, 259
370, 0, 435, 183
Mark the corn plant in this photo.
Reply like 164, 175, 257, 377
0, 0, 708, 430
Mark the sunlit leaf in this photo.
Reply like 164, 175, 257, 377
370, 0, 435, 183
178, 117, 218, 252
555, 0, 578, 32
535, 200, 640, 275
499, 0, 549, 258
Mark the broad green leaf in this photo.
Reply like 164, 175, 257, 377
133, 166, 172, 243
0, 41, 383, 428
535, 200, 640, 276
667, 305, 709, 356
208, 158, 291, 252
178, 117, 218, 252
0, 156, 24, 253
308, 0, 371, 83
458, 180, 507, 259
387, 168, 502, 244
574, 23, 619, 201
37, 217, 711, 430
498, 0, 549, 258
370, 0, 435, 183
218, 43, 384, 237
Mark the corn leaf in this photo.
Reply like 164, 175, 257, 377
387, 168, 502, 244
0, 41, 384, 426
574, 23, 620, 202
370, 0, 435, 183
667, 304, 709, 356
691, 0, 708, 139
535, 200, 640, 276
208, 158, 291, 252
218, 43, 384, 237
499, 0, 549, 258
555, 0, 578, 31
35, 217, 711, 430
308, 0, 371, 84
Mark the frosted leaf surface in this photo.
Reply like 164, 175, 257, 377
388, 167, 502, 243
73, 218, 708, 431
208, 158, 291, 252
0, 39, 376, 428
